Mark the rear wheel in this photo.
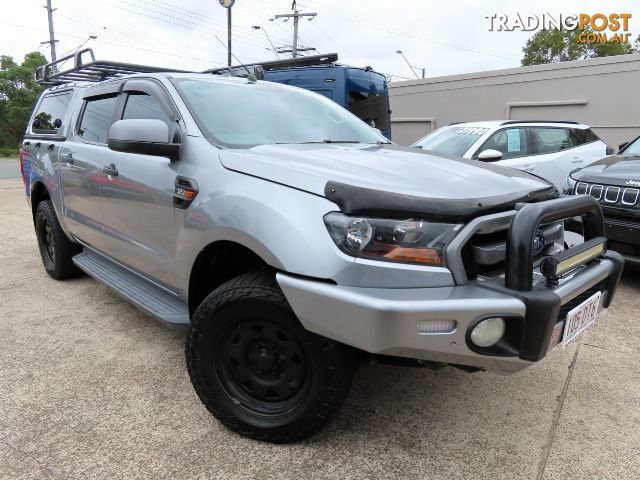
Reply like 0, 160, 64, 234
35, 200, 82, 280
186, 270, 354, 443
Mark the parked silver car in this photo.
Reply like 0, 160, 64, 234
21, 54, 623, 443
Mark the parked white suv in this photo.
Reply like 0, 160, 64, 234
412, 121, 612, 188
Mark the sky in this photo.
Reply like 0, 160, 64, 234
2, 0, 639, 81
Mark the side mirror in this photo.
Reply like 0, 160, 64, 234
605, 145, 614, 155
477, 149, 503, 161
618, 142, 629, 152
108, 119, 180, 161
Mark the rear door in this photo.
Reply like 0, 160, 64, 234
528, 127, 584, 187
59, 93, 119, 247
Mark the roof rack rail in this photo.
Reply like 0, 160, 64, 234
34, 48, 191, 86
204, 53, 339, 78
500, 120, 581, 126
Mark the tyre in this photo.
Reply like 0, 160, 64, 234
35, 200, 82, 280
186, 270, 355, 443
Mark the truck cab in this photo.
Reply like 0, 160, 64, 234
263, 65, 391, 139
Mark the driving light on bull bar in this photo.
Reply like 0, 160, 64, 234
470, 317, 506, 348
324, 212, 462, 266
540, 237, 606, 281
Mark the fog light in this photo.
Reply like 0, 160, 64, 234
470, 317, 506, 348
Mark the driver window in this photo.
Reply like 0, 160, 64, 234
122, 92, 177, 142
122, 93, 171, 127
479, 128, 528, 160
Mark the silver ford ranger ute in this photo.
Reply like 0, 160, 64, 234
21, 55, 624, 443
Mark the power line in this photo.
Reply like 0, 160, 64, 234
301, 0, 518, 61
274, 8, 317, 58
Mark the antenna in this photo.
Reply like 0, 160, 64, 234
213, 34, 257, 82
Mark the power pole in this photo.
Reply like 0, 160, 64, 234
274, 9, 317, 58
42, 0, 58, 61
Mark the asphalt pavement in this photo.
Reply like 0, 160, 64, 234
1, 178, 638, 480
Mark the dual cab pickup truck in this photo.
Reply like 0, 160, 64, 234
20, 54, 623, 443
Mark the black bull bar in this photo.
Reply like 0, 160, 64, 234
506, 195, 607, 292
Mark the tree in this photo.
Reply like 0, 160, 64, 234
521, 28, 639, 66
0, 51, 47, 148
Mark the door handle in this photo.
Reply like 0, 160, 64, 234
571, 160, 583, 164
47, 144, 54, 151
521, 165, 535, 171
34, 142, 41, 149
102, 163, 119, 177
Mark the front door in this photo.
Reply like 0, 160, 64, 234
98, 89, 181, 289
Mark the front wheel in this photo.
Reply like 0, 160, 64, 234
186, 271, 354, 443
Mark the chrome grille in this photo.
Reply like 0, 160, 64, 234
604, 186, 620, 203
575, 182, 639, 208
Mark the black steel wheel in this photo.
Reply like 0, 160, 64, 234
186, 270, 354, 443
214, 316, 311, 414
35, 200, 82, 280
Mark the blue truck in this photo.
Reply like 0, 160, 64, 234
207, 53, 392, 140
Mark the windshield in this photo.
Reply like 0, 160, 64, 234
412, 126, 489, 157
623, 137, 640, 156
173, 78, 387, 147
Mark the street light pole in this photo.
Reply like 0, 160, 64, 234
227, 5, 232, 66
218, 0, 235, 66
252, 25, 280, 59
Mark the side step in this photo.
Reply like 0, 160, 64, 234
73, 251, 190, 328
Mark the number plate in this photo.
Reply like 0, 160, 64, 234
562, 291, 601, 348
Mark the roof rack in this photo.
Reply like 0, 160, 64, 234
204, 53, 339, 79
500, 120, 580, 126
35, 48, 191, 86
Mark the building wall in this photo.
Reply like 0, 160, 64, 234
389, 54, 640, 149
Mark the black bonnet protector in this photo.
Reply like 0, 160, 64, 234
322, 144, 559, 221
324, 181, 559, 222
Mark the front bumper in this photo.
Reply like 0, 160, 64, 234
278, 196, 624, 374
277, 252, 622, 373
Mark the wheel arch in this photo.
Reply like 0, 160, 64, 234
187, 240, 272, 316
30, 181, 51, 221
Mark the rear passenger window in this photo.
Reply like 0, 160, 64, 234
31, 92, 72, 134
78, 96, 118, 144
122, 93, 171, 126
532, 128, 579, 154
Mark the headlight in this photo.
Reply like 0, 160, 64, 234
324, 212, 462, 266
564, 173, 578, 195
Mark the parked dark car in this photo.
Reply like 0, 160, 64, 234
567, 135, 640, 266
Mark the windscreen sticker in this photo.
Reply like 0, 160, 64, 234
506, 128, 521, 151
454, 127, 489, 136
